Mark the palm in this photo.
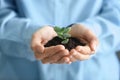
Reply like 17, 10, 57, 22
32, 26, 57, 45
69, 24, 98, 51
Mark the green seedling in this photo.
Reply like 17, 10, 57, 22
54, 26, 71, 44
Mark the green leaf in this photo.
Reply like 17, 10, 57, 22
54, 26, 71, 44
63, 27, 71, 33
57, 32, 63, 35
54, 26, 61, 32
63, 33, 71, 39
61, 39, 69, 44
58, 35, 64, 39
61, 28, 66, 32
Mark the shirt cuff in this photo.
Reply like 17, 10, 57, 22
23, 24, 42, 61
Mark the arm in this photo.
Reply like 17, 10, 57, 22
0, 0, 70, 63
0, 0, 41, 60
67, 0, 120, 62
79, 0, 120, 52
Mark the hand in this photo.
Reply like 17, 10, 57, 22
31, 26, 57, 59
31, 26, 70, 64
41, 45, 70, 64
68, 24, 99, 62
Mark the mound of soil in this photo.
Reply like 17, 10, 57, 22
45, 37, 87, 51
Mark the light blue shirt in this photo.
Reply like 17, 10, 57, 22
0, 0, 120, 80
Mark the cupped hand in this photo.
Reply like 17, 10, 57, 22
41, 45, 70, 64
67, 24, 99, 62
31, 26, 70, 64
31, 26, 57, 59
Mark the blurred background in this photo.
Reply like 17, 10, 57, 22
117, 51, 120, 61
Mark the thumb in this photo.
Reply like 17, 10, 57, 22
84, 29, 98, 52
31, 36, 45, 54
89, 39, 98, 53
36, 44, 44, 54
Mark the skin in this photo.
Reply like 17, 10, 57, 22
31, 26, 70, 64
31, 24, 99, 64
68, 24, 99, 62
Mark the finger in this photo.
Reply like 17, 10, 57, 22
84, 29, 96, 41
69, 55, 77, 62
42, 49, 69, 64
34, 52, 43, 60
32, 41, 44, 60
70, 49, 90, 61
31, 35, 44, 54
89, 39, 99, 52
75, 46, 93, 55
57, 57, 71, 64
37, 45, 65, 60
84, 30, 99, 51
34, 45, 44, 54
41, 40, 48, 45
44, 45, 65, 57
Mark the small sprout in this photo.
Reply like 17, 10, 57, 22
54, 26, 71, 44
61, 39, 69, 44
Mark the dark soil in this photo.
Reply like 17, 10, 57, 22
45, 36, 87, 51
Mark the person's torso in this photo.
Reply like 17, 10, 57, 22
0, 0, 119, 80
15, 0, 103, 27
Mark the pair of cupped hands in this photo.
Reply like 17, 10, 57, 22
31, 24, 98, 64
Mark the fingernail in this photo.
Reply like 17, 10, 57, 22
93, 44, 96, 51
68, 61, 72, 64
65, 58, 69, 62
90, 54, 95, 58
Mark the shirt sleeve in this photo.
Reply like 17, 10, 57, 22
79, 0, 120, 53
0, 0, 41, 61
